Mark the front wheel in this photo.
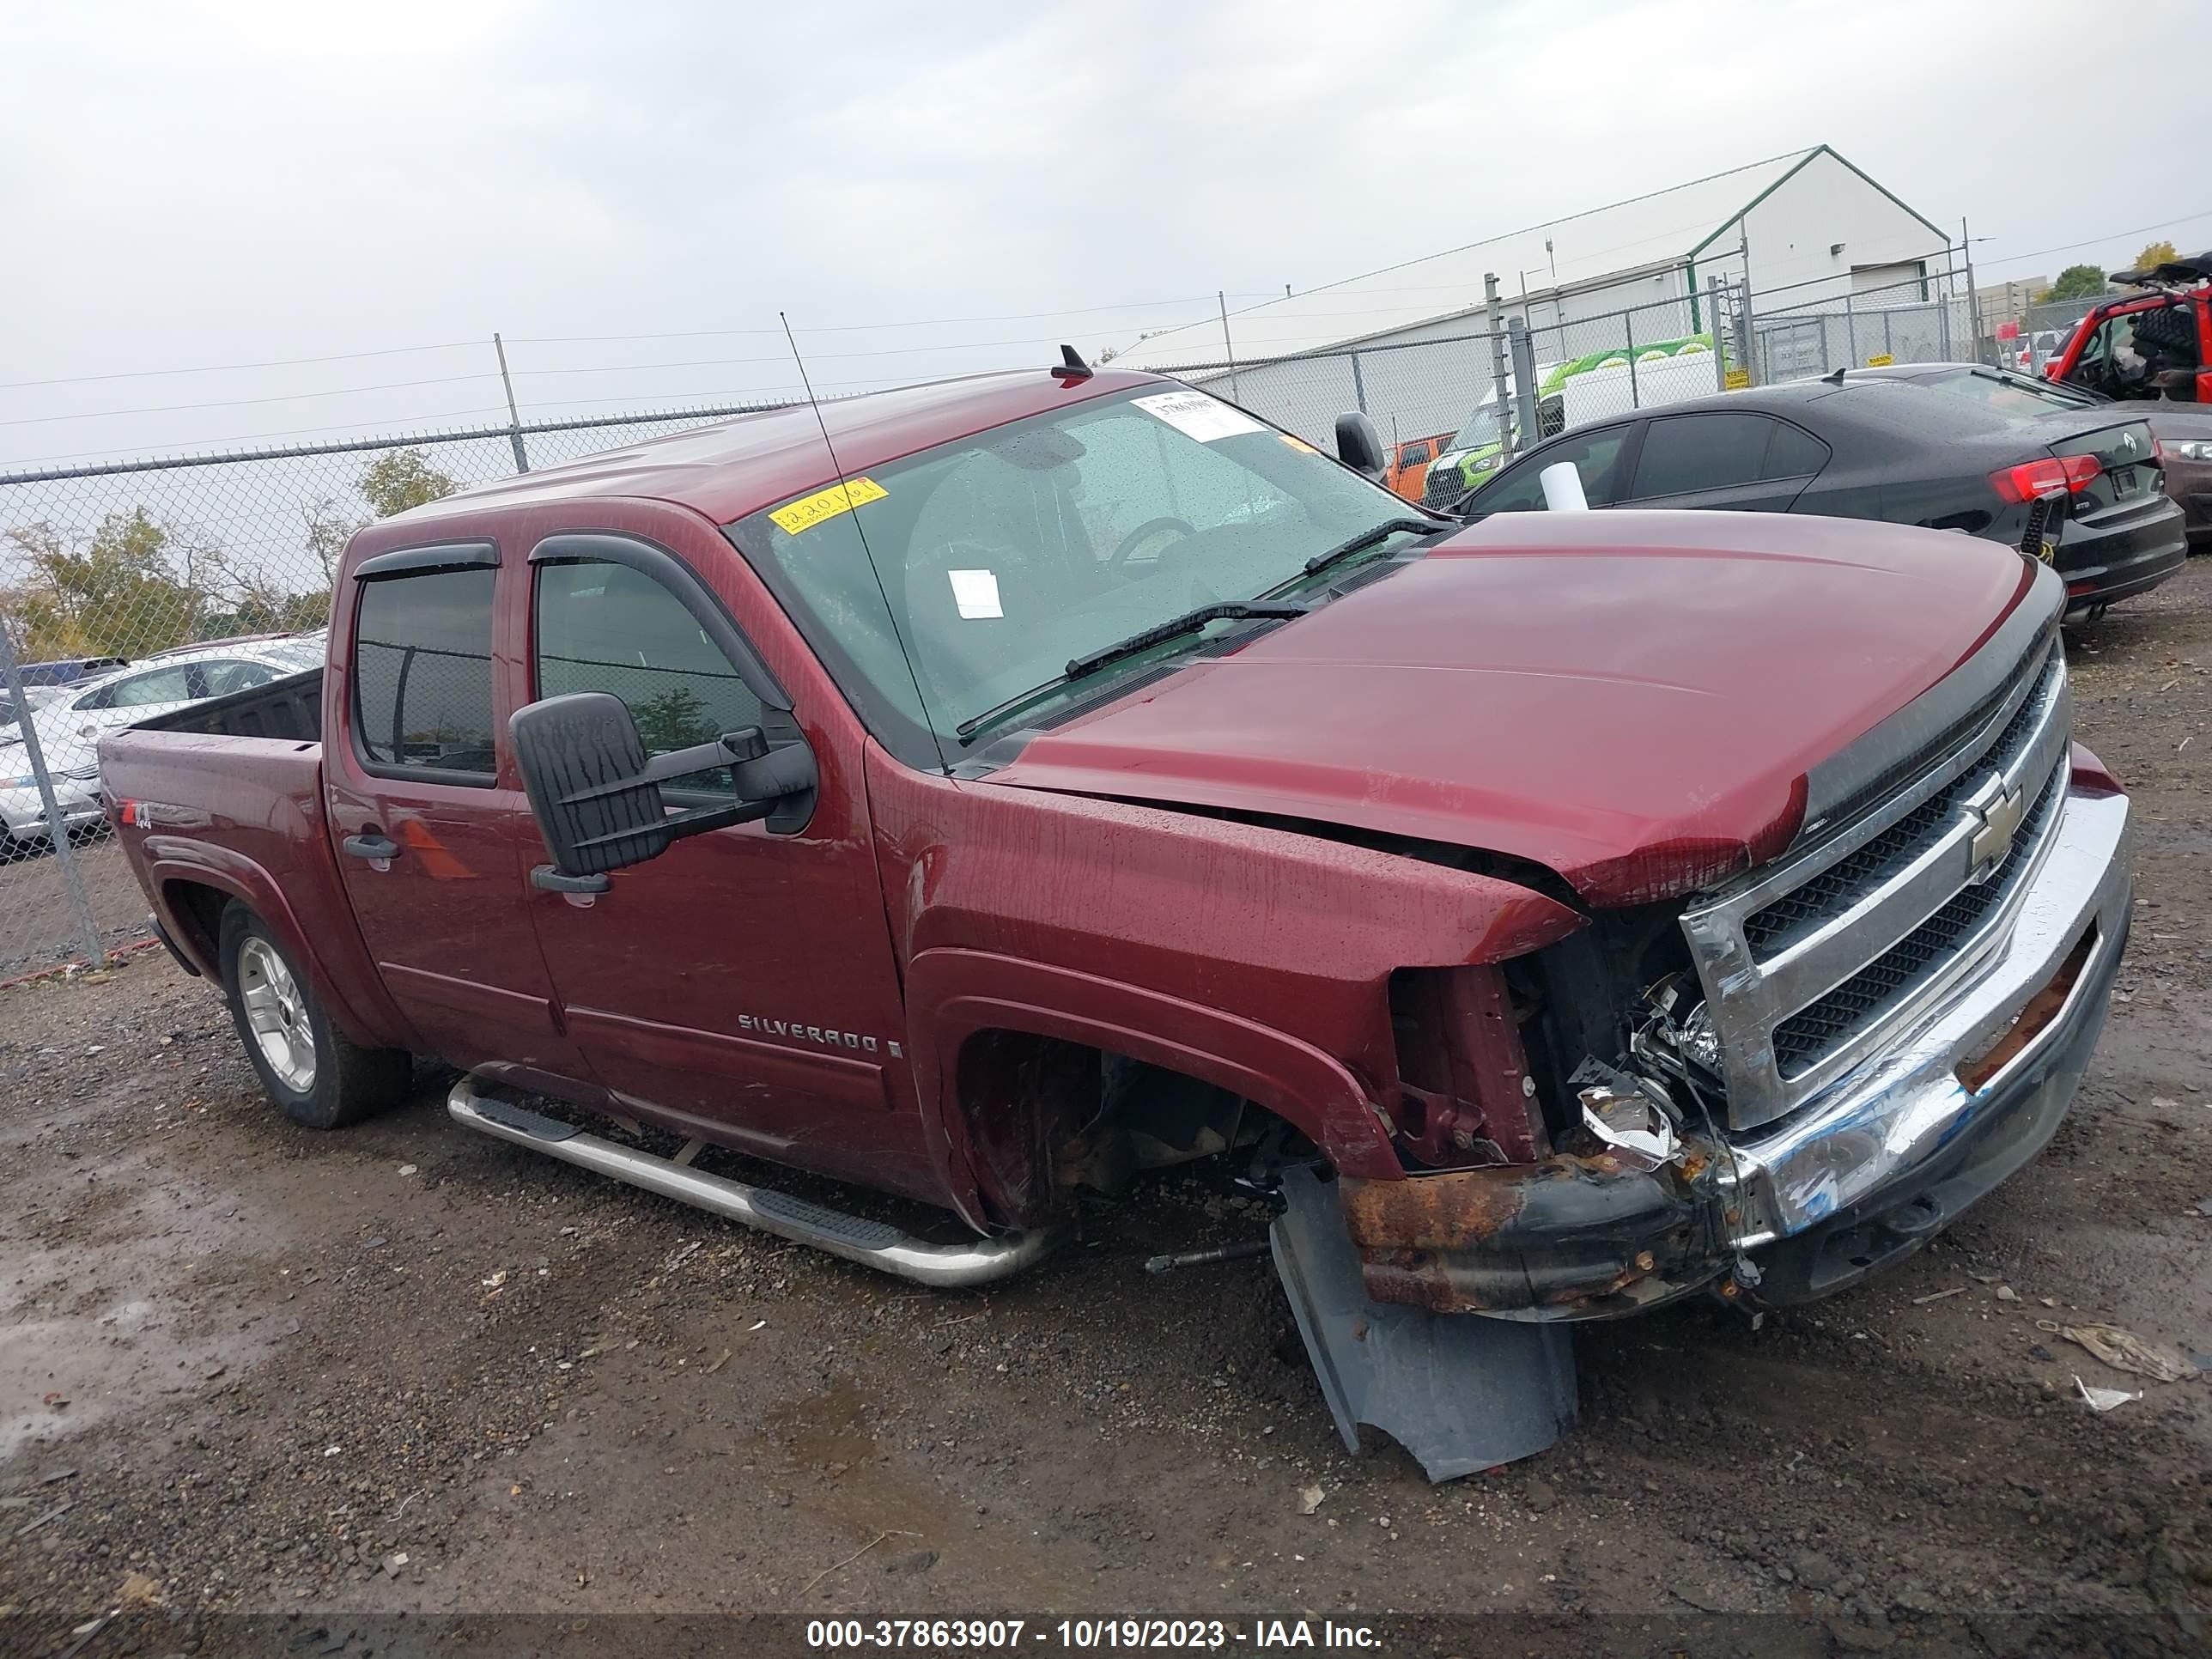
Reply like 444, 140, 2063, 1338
219, 902, 411, 1129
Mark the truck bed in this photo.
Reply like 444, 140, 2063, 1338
132, 666, 323, 741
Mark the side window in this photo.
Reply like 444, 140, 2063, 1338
533, 558, 765, 793
354, 568, 497, 780
198, 660, 280, 698
88, 665, 197, 709
1469, 426, 1634, 515
1763, 422, 1830, 481
1400, 441, 1431, 466
1629, 413, 1779, 499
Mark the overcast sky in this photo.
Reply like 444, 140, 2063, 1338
4, 0, 2209, 471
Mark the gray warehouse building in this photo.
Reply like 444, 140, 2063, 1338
1119, 146, 1960, 447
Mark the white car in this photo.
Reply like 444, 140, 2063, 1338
1, 685, 104, 848
1, 635, 325, 847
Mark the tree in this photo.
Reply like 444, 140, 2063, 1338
357, 449, 460, 520
2, 510, 207, 659
302, 495, 364, 586
2045, 264, 2107, 303
631, 685, 714, 755
2134, 240, 2179, 273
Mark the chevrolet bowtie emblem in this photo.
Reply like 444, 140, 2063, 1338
1964, 775, 2025, 884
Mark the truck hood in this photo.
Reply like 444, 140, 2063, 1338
982, 510, 2036, 907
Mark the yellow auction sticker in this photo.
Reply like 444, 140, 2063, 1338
769, 476, 888, 536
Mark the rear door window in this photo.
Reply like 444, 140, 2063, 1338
76, 665, 196, 710
1628, 413, 1779, 499
1468, 425, 1636, 515
353, 568, 498, 781
1763, 422, 1830, 480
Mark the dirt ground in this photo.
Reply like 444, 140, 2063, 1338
4, 568, 2211, 1658
0, 834, 150, 982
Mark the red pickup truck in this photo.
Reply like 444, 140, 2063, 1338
105, 362, 2132, 1475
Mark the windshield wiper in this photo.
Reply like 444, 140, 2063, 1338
954, 599, 1310, 744
1062, 599, 1311, 680
1256, 516, 1446, 599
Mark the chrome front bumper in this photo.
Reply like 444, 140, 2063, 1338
1339, 784, 2131, 1321
1723, 785, 2130, 1254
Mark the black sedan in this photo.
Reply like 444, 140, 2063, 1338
1839, 361, 2212, 554
1437, 374, 2187, 618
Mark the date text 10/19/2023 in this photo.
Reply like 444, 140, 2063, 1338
805, 1620, 1382, 1650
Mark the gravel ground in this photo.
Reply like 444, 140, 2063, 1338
0, 832, 153, 982
3, 566, 2210, 1658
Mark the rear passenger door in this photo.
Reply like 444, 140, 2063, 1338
325, 544, 594, 1083
1619, 412, 1828, 513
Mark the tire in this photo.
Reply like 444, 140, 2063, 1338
218, 902, 411, 1129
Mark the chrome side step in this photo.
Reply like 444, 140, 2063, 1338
447, 1076, 1054, 1289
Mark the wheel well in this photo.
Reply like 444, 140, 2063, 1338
953, 1028, 1291, 1230
163, 881, 234, 982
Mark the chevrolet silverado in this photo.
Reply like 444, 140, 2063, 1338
102, 362, 2132, 1474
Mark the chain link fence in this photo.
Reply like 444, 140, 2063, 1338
0, 266, 2000, 979
1164, 266, 1981, 502
0, 400, 790, 980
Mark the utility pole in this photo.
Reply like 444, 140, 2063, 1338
494, 333, 530, 473
1217, 292, 1239, 401
1485, 273, 1513, 465
1960, 217, 1984, 365
0, 613, 104, 969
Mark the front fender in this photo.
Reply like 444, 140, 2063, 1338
905, 947, 1401, 1222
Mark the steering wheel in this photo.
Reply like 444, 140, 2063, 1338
1108, 516, 1197, 569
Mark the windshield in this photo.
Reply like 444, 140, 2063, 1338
1447, 399, 1505, 453
731, 386, 1420, 762
1911, 367, 2097, 416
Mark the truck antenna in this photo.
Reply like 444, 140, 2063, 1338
778, 311, 947, 770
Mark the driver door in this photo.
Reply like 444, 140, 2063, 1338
515, 532, 935, 1200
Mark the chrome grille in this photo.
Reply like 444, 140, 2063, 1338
1770, 760, 2066, 1075
1680, 628, 2074, 1130
1741, 653, 2064, 958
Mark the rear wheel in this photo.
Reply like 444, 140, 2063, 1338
219, 902, 411, 1129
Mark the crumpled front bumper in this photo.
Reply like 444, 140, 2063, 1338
1343, 784, 2131, 1318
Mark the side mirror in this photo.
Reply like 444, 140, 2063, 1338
510, 691, 817, 883
1334, 411, 1387, 479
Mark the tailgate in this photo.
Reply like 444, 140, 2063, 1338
2049, 418, 2160, 517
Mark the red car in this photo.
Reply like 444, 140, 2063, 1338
103, 362, 2131, 1474
2045, 249, 2212, 406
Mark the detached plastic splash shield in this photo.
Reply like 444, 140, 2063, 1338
1271, 1166, 1577, 1480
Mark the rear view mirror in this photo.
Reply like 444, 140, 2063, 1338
510, 691, 818, 882
1334, 412, 1387, 478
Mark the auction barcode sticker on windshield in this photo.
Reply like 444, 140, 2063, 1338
1132, 390, 1265, 443
769, 475, 888, 536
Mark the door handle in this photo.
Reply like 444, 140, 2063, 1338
342, 832, 402, 861
530, 864, 610, 896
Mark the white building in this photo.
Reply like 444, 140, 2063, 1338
1121, 146, 1954, 445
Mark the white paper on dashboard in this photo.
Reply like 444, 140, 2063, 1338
1131, 390, 1265, 442
947, 568, 1004, 619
